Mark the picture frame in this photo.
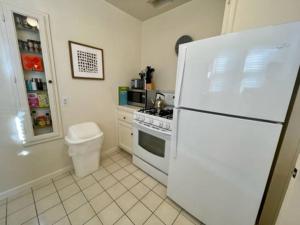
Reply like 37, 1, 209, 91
68, 41, 104, 80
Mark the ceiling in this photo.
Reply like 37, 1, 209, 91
105, 0, 192, 21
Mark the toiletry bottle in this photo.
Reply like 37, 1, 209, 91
45, 113, 51, 125
31, 110, 37, 126
31, 78, 37, 91
38, 78, 43, 90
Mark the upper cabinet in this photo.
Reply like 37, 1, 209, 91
1, 3, 62, 145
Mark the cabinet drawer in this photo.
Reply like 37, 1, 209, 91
118, 110, 133, 123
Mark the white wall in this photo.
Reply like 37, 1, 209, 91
232, 0, 300, 31
141, 0, 225, 91
0, 0, 141, 193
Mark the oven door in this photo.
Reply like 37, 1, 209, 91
133, 121, 171, 174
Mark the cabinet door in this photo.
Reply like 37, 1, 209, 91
118, 121, 133, 154
2, 4, 62, 145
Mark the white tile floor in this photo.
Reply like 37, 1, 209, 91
0, 149, 203, 225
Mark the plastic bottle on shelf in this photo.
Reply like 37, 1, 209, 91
37, 78, 43, 90
25, 80, 32, 91
45, 113, 51, 126
31, 79, 37, 91
31, 78, 37, 91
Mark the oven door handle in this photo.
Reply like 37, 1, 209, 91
171, 108, 180, 159
133, 121, 171, 136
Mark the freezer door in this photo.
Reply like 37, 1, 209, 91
167, 109, 282, 225
176, 22, 300, 122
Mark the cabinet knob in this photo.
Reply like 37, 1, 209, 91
48, 80, 53, 84
123, 116, 126, 120
131, 133, 133, 136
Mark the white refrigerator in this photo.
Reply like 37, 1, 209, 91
167, 22, 300, 225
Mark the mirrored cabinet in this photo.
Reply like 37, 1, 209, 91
1, 3, 62, 145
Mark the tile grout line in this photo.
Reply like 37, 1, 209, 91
52, 178, 73, 225
95, 156, 146, 225
107, 155, 183, 225
6, 152, 192, 225
4, 172, 72, 220
102, 155, 170, 224
69, 172, 105, 225
6, 180, 80, 221
30, 187, 41, 225
19, 157, 162, 224
91, 173, 137, 225
171, 209, 183, 225
94, 157, 169, 225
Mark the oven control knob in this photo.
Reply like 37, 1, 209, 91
140, 116, 145, 121
159, 122, 163, 127
149, 118, 153, 124
165, 123, 170, 129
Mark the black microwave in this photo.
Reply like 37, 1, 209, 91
127, 89, 146, 107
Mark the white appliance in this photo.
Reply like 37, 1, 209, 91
133, 92, 174, 185
167, 22, 300, 225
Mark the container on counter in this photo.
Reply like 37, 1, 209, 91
118, 86, 129, 105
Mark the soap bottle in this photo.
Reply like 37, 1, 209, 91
31, 78, 37, 91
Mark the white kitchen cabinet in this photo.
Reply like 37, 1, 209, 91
1, 3, 62, 145
117, 105, 139, 154
118, 121, 133, 153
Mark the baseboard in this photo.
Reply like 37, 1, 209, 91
101, 146, 120, 159
0, 146, 120, 201
0, 165, 73, 201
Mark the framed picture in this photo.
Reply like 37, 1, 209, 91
68, 41, 104, 80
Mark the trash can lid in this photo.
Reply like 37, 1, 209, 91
66, 122, 102, 141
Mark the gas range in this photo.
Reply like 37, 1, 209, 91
132, 107, 173, 185
133, 108, 173, 132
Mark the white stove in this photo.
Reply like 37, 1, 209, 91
133, 109, 172, 134
132, 108, 173, 185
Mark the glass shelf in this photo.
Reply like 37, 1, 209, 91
30, 107, 50, 109
19, 49, 42, 56
27, 90, 47, 93
16, 25, 39, 33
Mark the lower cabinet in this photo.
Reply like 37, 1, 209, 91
118, 121, 133, 154
117, 105, 139, 154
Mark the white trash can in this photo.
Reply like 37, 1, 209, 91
65, 122, 104, 177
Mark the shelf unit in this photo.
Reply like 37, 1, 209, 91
2, 3, 62, 145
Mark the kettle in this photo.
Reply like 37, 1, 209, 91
154, 93, 165, 112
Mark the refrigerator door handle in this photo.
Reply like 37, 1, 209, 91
174, 46, 188, 107
171, 108, 180, 158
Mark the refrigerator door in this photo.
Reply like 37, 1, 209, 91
175, 22, 300, 122
167, 109, 282, 225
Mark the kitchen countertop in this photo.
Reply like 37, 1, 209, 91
117, 105, 141, 113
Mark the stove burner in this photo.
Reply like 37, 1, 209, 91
138, 108, 173, 119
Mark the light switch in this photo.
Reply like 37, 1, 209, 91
62, 97, 68, 106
